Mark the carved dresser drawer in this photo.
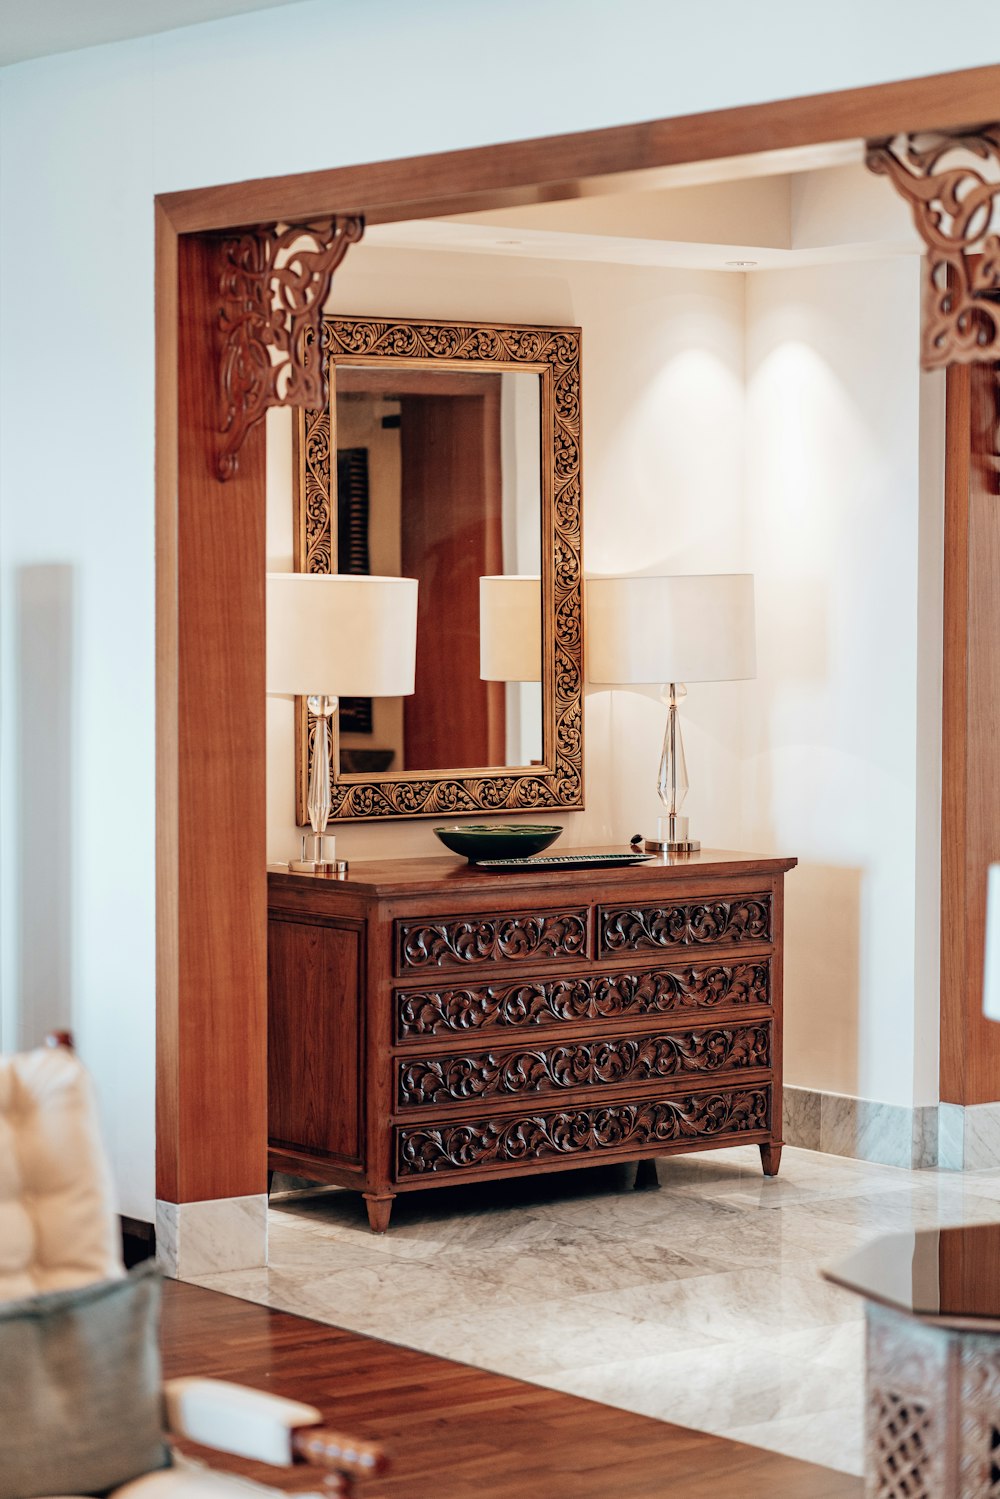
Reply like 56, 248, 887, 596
394, 906, 590, 976
599, 894, 772, 955
394, 1019, 772, 1109
392, 959, 772, 1043
395, 1086, 773, 1179
267, 847, 795, 1232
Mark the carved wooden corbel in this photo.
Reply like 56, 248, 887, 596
866, 129, 1000, 370
216, 216, 364, 480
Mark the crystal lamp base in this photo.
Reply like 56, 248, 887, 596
646, 814, 700, 855
290, 831, 344, 874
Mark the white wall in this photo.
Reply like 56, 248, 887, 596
743, 256, 941, 1108
266, 246, 746, 866
139, 0, 1000, 197
0, 42, 156, 1217
0, 0, 973, 1215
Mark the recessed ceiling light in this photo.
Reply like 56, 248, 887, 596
725, 259, 758, 268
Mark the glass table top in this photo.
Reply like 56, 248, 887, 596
823, 1223, 1000, 1327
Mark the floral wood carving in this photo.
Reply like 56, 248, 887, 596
599, 897, 771, 954
866, 129, 1000, 370
395, 1088, 770, 1175
394, 962, 771, 1040
396, 1023, 771, 1107
395, 909, 589, 973
294, 315, 584, 821
216, 218, 364, 480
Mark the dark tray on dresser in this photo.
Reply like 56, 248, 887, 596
267, 847, 797, 1231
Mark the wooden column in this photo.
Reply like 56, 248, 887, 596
156, 221, 267, 1203
940, 363, 1000, 1105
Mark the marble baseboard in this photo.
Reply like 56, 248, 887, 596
782, 1087, 822, 1152
782, 1088, 938, 1169
156, 1193, 268, 1278
935, 1101, 1000, 1171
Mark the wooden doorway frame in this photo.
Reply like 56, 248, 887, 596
156, 63, 1000, 1219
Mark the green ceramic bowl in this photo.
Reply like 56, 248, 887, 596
433, 823, 563, 862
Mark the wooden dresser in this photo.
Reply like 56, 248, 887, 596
267, 848, 796, 1231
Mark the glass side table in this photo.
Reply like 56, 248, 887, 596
824, 1224, 1000, 1498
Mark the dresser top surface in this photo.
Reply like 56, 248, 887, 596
267, 846, 797, 899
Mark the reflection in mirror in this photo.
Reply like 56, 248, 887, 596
333, 364, 542, 775
479, 573, 541, 767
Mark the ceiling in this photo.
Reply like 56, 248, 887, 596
0, 0, 306, 66
363, 144, 922, 274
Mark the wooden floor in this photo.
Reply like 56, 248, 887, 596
162, 1281, 862, 1498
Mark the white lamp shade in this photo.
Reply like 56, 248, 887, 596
479, 575, 541, 682
985, 864, 1000, 1022
586, 573, 756, 685
266, 573, 418, 697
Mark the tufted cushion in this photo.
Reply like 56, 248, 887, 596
0, 1046, 123, 1301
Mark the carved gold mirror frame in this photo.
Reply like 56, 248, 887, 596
292, 315, 584, 822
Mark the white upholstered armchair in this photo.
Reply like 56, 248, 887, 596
0, 1036, 387, 1499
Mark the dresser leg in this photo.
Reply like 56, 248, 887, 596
633, 1157, 660, 1191
364, 1194, 395, 1233
760, 1142, 782, 1177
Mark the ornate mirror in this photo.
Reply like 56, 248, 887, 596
293, 315, 583, 821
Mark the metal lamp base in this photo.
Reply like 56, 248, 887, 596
646, 836, 701, 854
289, 858, 349, 875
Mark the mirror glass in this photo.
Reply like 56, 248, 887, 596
332, 363, 543, 776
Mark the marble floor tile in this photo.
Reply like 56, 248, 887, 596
723, 1405, 863, 1475
189, 1144, 1000, 1479
539, 1337, 855, 1433
191, 1265, 272, 1302
766, 1317, 866, 1370
400, 1292, 727, 1375
641, 1145, 920, 1207
423, 1236, 734, 1299
572, 1266, 860, 1344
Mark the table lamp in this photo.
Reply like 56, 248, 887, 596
586, 573, 756, 853
479, 575, 541, 682
267, 572, 418, 871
